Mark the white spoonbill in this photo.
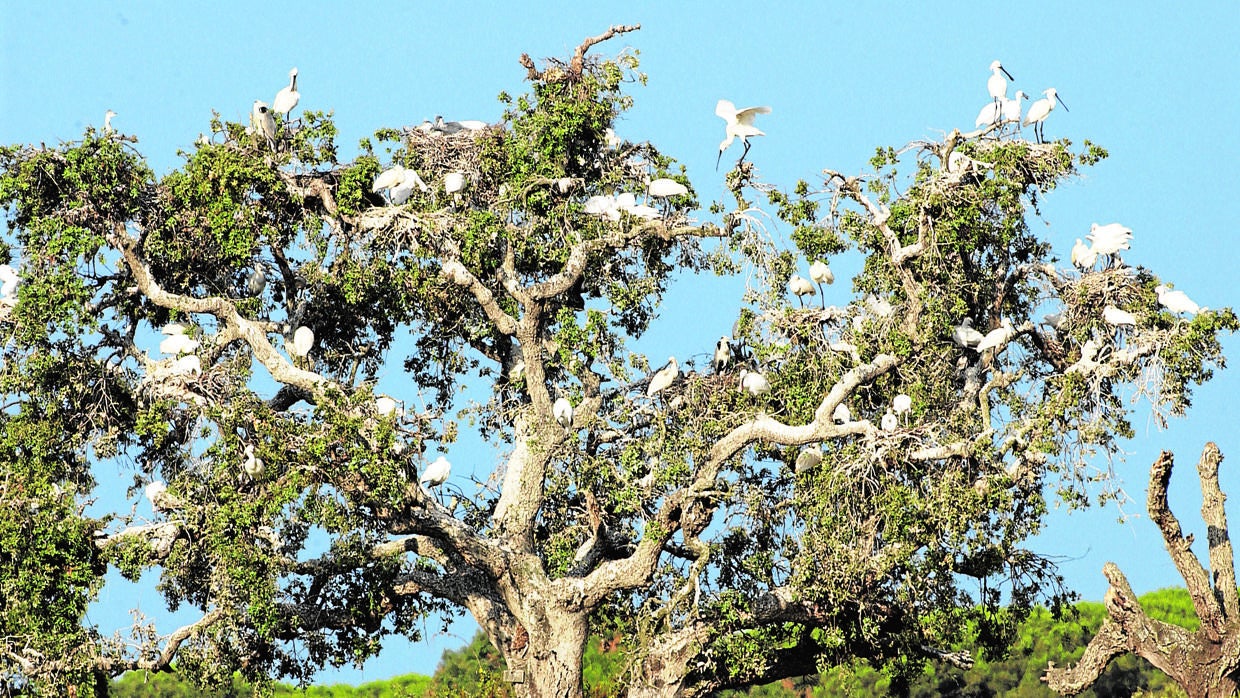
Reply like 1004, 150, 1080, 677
0, 264, 20, 299
975, 319, 1016, 354
881, 409, 898, 432
647, 357, 679, 397
648, 178, 688, 198
251, 100, 276, 147
420, 455, 451, 489
553, 397, 574, 428
1086, 223, 1132, 267
104, 109, 117, 134
1155, 285, 1200, 316
1023, 88, 1069, 144
952, 318, 986, 349
892, 393, 912, 416
273, 68, 300, 116
243, 443, 265, 479
290, 326, 314, 358
788, 275, 815, 306
738, 369, 770, 397
794, 444, 822, 473
831, 403, 852, 425
716, 99, 771, 170
1071, 238, 1097, 271
1103, 305, 1137, 327
987, 60, 1015, 103
712, 336, 732, 373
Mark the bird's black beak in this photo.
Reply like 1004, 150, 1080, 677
1056, 94, 1070, 112
1001, 66, 1014, 81
716, 149, 723, 171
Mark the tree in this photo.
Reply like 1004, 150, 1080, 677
1, 24, 1235, 698
1044, 444, 1240, 697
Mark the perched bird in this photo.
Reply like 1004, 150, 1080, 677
832, 403, 852, 425
976, 319, 1016, 353
648, 178, 689, 198
104, 109, 117, 134
444, 172, 466, 195
865, 295, 895, 318
789, 275, 815, 306
892, 393, 912, 416
1071, 239, 1097, 271
159, 328, 199, 356
647, 357, 679, 397
1023, 88, 1068, 143
738, 369, 770, 396
290, 326, 314, 358
553, 396, 574, 428
170, 355, 202, 376
273, 68, 300, 116
250, 100, 276, 147
1087, 223, 1132, 266
978, 90, 1028, 127
881, 409, 898, 433
145, 481, 183, 512
952, 318, 986, 349
243, 443, 265, 479
1155, 285, 1200, 316
1002, 91, 1029, 124
794, 444, 823, 474
420, 455, 452, 489
375, 396, 398, 416
712, 336, 732, 373
1103, 305, 1137, 327
716, 99, 771, 169
246, 263, 266, 296
0, 264, 18, 299
372, 165, 407, 193
987, 60, 1015, 104
809, 259, 833, 286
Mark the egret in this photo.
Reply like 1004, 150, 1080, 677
251, 100, 276, 148
1155, 284, 1200, 316
243, 443, 265, 479
0, 264, 19, 299
892, 393, 912, 416
1103, 305, 1137, 327
881, 409, 898, 433
975, 319, 1016, 354
738, 369, 770, 397
832, 403, 852, 425
1087, 223, 1132, 267
553, 396, 573, 428
712, 336, 732, 373
444, 172, 466, 195
1070, 238, 1097, 271
1023, 88, 1068, 144
376, 396, 398, 416
104, 109, 117, 134
290, 326, 314, 358
647, 357, 679, 397
273, 68, 300, 116
987, 60, 1015, 104
716, 99, 771, 170
246, 263, 266, 296
952, 317, 985, 349
788, 275, 815, 307
420, 455, 451, 489
794, 444, 822, 474
648, 178, 688, 198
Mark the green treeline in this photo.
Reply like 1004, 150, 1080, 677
111, 589, 1196, 697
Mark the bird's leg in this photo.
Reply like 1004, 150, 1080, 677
740, 139, 752, 165
817, 284, 826, 309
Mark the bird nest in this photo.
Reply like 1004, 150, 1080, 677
1061, 266, 1143, 328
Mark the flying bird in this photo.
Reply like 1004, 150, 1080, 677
647, 357, 679, 397
1023, 88, 1069, 143
273, 68, 300, 116
716, 99, 771, 170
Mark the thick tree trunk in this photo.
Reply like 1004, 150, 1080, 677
501, 609, 589, 698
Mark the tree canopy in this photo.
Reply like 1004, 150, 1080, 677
1, 25, 1235, 698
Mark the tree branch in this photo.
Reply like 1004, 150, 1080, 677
1197, 442, 1240, 622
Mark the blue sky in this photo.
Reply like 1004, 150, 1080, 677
4, 0, 1240, 685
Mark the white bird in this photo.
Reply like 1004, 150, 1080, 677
290, 326, 314, 358
1087, 223, 1132, 266
375, 396, 398, 416
145, 481, 182, 512
626, 203, 661, 221
832, 403, 852, 425
104, 109, 117, 134
712, 336, 732, 373
246, 263, 266, 296
372, 165, 407, 193
881, 409, 898, 433
444, 172, 466, 195
975, 89, 1028, 128
865, 294, 895, 318
420, 455, 451, 489
716, 99, 771, 170
1155, 284, 1200, 316
1002, 91, 1028, 124
987, 60, 1015, 103
975, 319, 1016, 353
794, 444, 822, 474
647, 357, 679, 397
243, 443, 265, 479
788, 275, 815, 306
809, 260, 833, 287
0, 264, 19, 298
975, 101, 1001, 128
952, 318, 986, 349
553, 397, 573, 428
273, 68, 300, 116
1103, 305, 1137, 327
648, 178, 689, 198
1070, 238, 1097, 271
738, 369, 770, 397
170, 355, 202, 376
251, 100, 276, 147
603, 128, 622, 149
892, 394, 912, 415
1023, 88, 1069, 143
159, 331, 200, 356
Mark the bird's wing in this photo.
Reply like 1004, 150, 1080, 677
735, 106, 771, 125
715, 100, 737, 120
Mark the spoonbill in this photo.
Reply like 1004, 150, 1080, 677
421, 455, 451, 489
952, 318, 985, 349
832, 403, 852, 425
553, 397, 573, 428
1155, 285, 1200, 316
716, 99, 771, 170
290, 326, 314, 358
881, 409, 898, 432
246, 263, 266, 296
375, 396, 398, 416
975, 319, 1016, 354
738, 369, 770, 396
0, 264, 20, 299
892, 393, 912, 416
647, 357, 679, 397
987, 61, 1015, 104
273, 68, 300, 116
243, 443, 265, 479
444, 172, 466, 195
809, 260, 833, 304
1023, 88, 1068, 144
712, 336, 732, 373
104, 110, 117, 134
1086, 223, 1132, 267
251, 100, 276, 147
648, 178, 688, 198
1103, 305, 1137, 327
794, 444, 822, 473
788, 275, 815, 306
1071, 239, 1097, 271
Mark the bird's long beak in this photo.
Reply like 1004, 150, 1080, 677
1001, 66, 1014, 81
1055, 94, 1070, 112
716, 148, 723, 171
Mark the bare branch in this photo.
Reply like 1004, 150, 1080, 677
1197, 442, 1240, 621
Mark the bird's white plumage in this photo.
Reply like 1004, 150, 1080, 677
788, 275, 814, 300
648, 178, 688, 198
1071, 238, 1097, 271
1103, 305, 1137, 327
290, 326, 314, 357
373, 165, 407, 193
647, 357, 679, 397
170, 355, 202, 375
738, 369, 770, 396
1156, 285, 1200, 315
712, 336, 732, 372
794, 444, 822, 473
987, 60, 1013, 101
892, 393, 912, 415
104, 109, 117, 133
0, 264, 19, 298
952, 318, 985, 348
159, 332, 200, 356
1087, 223, 1132, 256
1023, 88, 1067, 142
831, 403, 852, 425
1002, 91, 1028, 123
376, 396, 398, 416
243, 443, 265, 479
251, 100, 276, 144
247, 263, 266, 296
553, 397, 573, 428
1042, 312, 1065, 330
444, 172, 466, 195
421, 456, 451, 488
881, 409, 898, 433
716, 99, 771, 165
145, 481, 168, 510
809, 260, 833, 285
975, 319, 1016, 353
273, 67, 300, 116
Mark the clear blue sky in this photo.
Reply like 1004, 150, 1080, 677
4, 0, 1240, 685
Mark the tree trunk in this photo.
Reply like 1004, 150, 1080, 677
504, 609, 589, 698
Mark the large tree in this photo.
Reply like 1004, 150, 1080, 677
1, 26, 1235, 697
